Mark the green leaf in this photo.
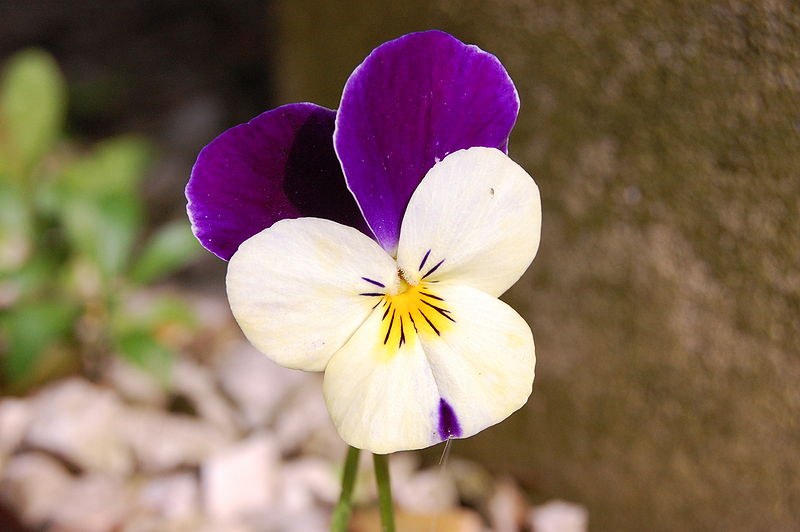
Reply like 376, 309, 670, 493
1, 301, 75, 382
145, 296, 196, 328
116, 329, 173, 384
2, 252, 59, 305
0, 182, 32, 272
62, 191, 141, 279
0, 49, 66, 176
130, 221, 200, 284
53, 136, 152, 279
110, 295, 197, 369
118, 293, 197, 331
59, 136, 152, 197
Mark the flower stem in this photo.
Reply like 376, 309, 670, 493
331, 446, 360, 532
373, 453, 396, 532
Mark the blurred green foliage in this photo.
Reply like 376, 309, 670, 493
0, 49, 200, 391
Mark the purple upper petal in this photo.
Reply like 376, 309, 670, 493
334, 30, 520, 255
186, 103, 368, 260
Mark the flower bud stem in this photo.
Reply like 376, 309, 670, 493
373, 453, 396, 532
331, 445, 360, 532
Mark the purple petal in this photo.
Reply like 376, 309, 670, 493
438, 398, 462, 440
186, 103, 368, 260
335, 30, 520, 254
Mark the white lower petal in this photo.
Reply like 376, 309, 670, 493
226, 218, 397, 372
323, 307, 441, 454
396, 147, 541, 297
418, 284, 535, 439
322, 281, 534, 453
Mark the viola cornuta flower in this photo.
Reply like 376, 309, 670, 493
186, 31, 541, 454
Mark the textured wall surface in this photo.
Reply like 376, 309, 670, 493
276, 1, 800, 530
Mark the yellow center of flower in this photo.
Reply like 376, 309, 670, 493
374, 279, 454, 360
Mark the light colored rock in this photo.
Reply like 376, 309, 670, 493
530, 500, 589, 532
25, 378, 133, 474
285, 510, 330, 532
291, 458, 340, 506
121, 515, 166, 532
173, 358, 237, 432
122, 514, 207, 532
390, 453, 458, 513
253, 507, 330, 532
216, 342, 306, 429
195, 522, 255, 532
0, 453, 72, 527
104, 358, 167, 407
202, 433, 279, 521
122, 516, 183, 532
273, 377, 341, 456
139, 472, 199, 519
0, 398, 30, 458
488, 478, 529, 532
448, 458, 493, 507
188, 293, 235, 337
49, 474, 131, 532
276, 457, 340, 513
122, 407, 233, 473
351, 508, 483, 532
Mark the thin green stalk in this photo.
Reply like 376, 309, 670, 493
331, 446, 360, 532
373, 453, 396, 532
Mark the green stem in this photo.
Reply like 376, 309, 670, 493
373, 453, 396, 532
331, 446, 360, 532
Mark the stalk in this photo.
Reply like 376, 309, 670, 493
331, 446, 360, 532
373, 453, 396, 532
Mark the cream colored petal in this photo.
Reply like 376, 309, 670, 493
397, 147, 541, 297
418, 284, 535, 439
322, 280, 534, 453
323, 306, 441, 454
226, 217, 397, 372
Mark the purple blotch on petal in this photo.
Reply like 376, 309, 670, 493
335, 30, 520, 254
438, 398, 462, 440
186, 102, 369, 260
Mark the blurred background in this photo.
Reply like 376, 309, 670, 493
1, 1, 798, 531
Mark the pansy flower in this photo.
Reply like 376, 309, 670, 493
186, 31, 541, 454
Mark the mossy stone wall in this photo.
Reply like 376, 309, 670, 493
276, 1, 800, 529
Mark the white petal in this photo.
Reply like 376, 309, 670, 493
323, 307, 441, 453
397, 147, 541, 296
322, 280, 534, 453
226, 218, 397, 372
418, 284, 535, 439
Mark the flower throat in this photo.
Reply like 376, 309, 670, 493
360, 275, 455, 356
